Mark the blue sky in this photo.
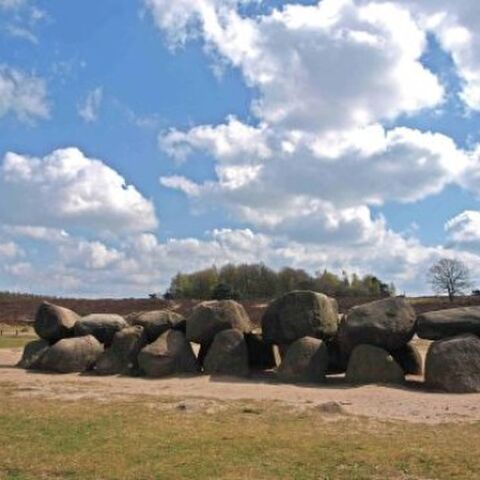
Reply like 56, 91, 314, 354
2, 0, 480, 297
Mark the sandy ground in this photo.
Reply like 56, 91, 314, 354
2, 347, 480, 424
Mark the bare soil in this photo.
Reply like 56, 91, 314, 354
2, 340, 480, 425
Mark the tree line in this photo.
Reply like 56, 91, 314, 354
166, 264, 396, 300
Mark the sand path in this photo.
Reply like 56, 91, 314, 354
2, 347, 480, 424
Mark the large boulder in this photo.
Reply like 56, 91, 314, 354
94, 326, 147, 375
74, 314, 127, 346
345, 344, 404, 385
417, 307, 480, 340
262, 291, 339, 345
17, 339, 50, 369
204, 329, 249, 377
425, 334, 480, 393
131, 310, 185, 343
186, 300, 252, 344
338, 297, 416, 357
390, 344, 423, 375
38, 335, 103, 373
277, 337, 328, 384
245, 332, 279, 370
34, 302, 80, 343
138, 330, 198, 378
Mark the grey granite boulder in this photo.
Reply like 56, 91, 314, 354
417, 307, 480, 340
17, 339, 50, 369
346, 344, 404, 385
131, 310, 185, 343
38, 335, 103, 373
277, 336, 328, 384
94, 325, 147, 375
425, 334, 480, 393
262, 291, 339, 345
138, 330, 198, 378
204, 329, 249, 377
338, 297, 416, 357
34, 302, 79, 343
186, 300, 252, 344
74, 314, 127, 346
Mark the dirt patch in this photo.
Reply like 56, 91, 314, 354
2, 346, 480, 424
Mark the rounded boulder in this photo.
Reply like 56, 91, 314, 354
17, 339, 50, 370
131, 310, 184, 343
338, 297, 416, 357
94, 325, 147, 375
262, 291, 339, 345
345, 344, 404, 385
38, 335, 103, 373
204, 329, 249, 377
416, 307, 480, 340
34, 302, 79, 343
138, 330, 198, 378
425, 334, 480, 393
74, 314, 127, 346
186, 300, 252, 344
277, 336, 328, 384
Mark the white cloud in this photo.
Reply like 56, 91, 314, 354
393, 0, 480, 111
5, 24, 38, 43
146, 0, 443, 132
0, 0, 25, 9
1, 225, 69, 242
0, 241, 22, 259
446, 211, 480, 251
150, 0, 480, 265
160, 116, 271, 162
78, 87, 103, 123
0, 148, 158, 234
160, 122, 468, 239
150, 0, 466, 245
3, 224, 479, 297
0, 65, 49, 122
59, 240, 124, 270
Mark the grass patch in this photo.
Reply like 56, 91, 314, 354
0, 335, 36, 349
0, 396, 479, 479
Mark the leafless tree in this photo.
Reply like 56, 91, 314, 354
428, 258, 472, 302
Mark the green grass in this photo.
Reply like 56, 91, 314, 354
0, 335, 36, 349
0, 395, 479, 480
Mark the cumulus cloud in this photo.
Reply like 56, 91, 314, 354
59, 240, 124, 270
160, 121, 468, 241
445, 211, 480, 252
392, 0, 480, 111
147, 0, 443, 132
148, 0, 470, 247
0, 148, 158, 233
149, 0, 480, 261
4, 0, 480, 297
0, 65, 49, 122
160, 116, 271, 162
1, 225, 69, 242
0, 240, 22, 259
3, 224, 479, 297
78, 87, 103, 123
